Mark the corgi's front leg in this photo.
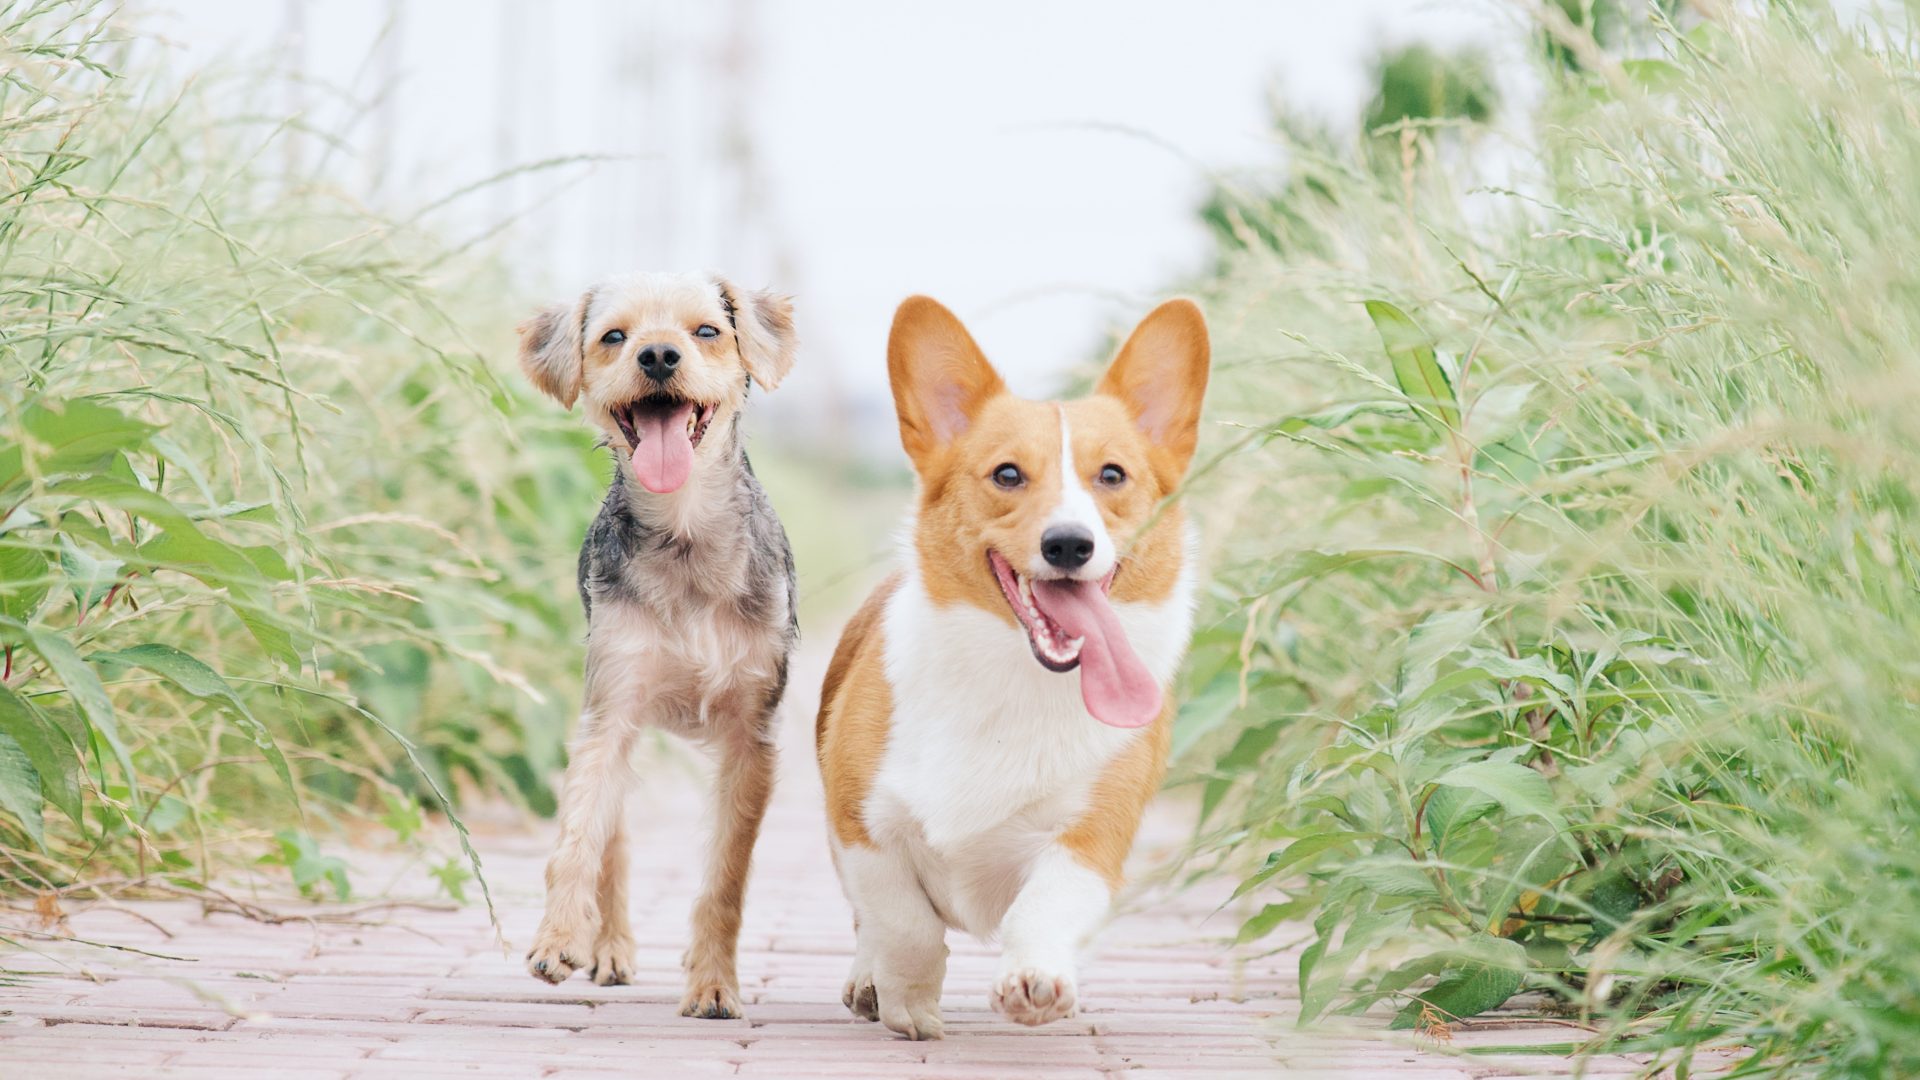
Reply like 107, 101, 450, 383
993, 846, 1111, 1026
836, 841, 950, 1040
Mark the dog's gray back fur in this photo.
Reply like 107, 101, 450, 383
575, 417, 797, 735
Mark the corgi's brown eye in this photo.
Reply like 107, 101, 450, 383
1098, 464, 1126, 487
696, 324, 720, 339
991, 463, 1025, 489
600, 329, 626, 345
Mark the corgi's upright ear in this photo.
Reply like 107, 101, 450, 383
517, 291, 590, 409
1096, 298, 1211, 480
887, 295, 1006, 472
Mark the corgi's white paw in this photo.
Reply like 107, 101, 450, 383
991, 966, 1078, 1027
875, 974, 944, 1040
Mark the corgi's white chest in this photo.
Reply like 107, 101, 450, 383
864, 562, 1193, 933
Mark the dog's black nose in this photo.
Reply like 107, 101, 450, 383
638, 344, 680, 381
1041, 525, 1096, 571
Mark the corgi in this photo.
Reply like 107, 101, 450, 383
815, 295, 1209, 1039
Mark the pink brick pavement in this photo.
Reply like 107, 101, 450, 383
0, 637, 1697, 1078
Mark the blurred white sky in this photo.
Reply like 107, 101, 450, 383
151, 0, 1518, 449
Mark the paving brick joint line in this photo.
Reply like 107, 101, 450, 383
0, 641, 1683, 1079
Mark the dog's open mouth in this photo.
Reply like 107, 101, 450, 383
987, 549, 1161, 728
611, 394, 715, 494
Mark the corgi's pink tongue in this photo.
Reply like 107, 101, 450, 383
1031, 578, 1161, 728
629, 401, 698, 494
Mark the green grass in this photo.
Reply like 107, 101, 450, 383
0, 1, 597, 907
1178, 3, 1920, 1075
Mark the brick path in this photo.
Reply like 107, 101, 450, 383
0, 640, 1684, 1078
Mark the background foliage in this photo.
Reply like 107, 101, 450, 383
0, 0, 600, 906
7, 1, 1918, 1076
1179, 2, 1920, 1074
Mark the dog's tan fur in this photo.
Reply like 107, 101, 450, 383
816, 297, 1209, 1036
518, 270, 798, 1020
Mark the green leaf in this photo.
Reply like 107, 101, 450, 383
1232, 833, 1363, 899
135, 531, 298, 664
1301, 907, 1412, 1022
431, 857, 471, 904
1266, 400, 1416, 436
0, 619, 136, 810
1235, 897, 1313, 944
380, 793, 423, 843
90, 644, 297, 804
1401, 606, 1487, 698
1430, 760, 1571, 841
0, 399, 159, 495
0, 685, 81, 825
1364, 300, 1459, 433
1390, 958, 1525, 1029
1582, 869, 1645, 948
1464, 382, 1534, 446
1424, 784, 1497, 854
1458, 648, 1577, 699
0, 543, 51, 623
1347, 859, 1443, 899
59, 535, 123, 615
267, 830, 352, 901
1202, 720, 1281, 822
0, 731, 45, 848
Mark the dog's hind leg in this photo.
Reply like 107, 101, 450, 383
527, 712, 633, 984
679, 732, 775, 1019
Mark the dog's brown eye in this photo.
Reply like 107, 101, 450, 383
695, 324, 720, 339
1098, 464, 1126, 487
600, 329, 626, 346
991, 463, 1025, 489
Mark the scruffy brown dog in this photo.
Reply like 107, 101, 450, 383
516, 271, 798, 1019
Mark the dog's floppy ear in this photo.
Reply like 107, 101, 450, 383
1096, 298, 1210, 477
517, 292, 589, 409
888, 295, 1005, 471
716, 278, 797, 391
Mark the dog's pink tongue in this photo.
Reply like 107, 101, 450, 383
1031, 579, 1161, 728
630, 401, 698, 493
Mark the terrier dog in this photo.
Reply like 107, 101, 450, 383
518, 271, 798, 1019
816, 296, 1210, 1038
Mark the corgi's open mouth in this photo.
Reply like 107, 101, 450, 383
988, 549, 1102, 672
611, 394, 715, 494
986, 549, 1160, 729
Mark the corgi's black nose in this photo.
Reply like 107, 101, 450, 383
1041, 525, 1095, 570
638, 344, 680, 382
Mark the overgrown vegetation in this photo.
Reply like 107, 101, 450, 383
0, 2, 598, 907
1181, 2, 1920, 1074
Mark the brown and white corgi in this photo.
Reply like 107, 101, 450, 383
815, 295, 1209, 1039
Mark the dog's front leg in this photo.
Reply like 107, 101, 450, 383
527, 711, 633, 984
992, 846, 1110, 1026
838, 843, 949, 1040
679, 732, 775, 1019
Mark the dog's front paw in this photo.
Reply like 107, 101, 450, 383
842, 966, 879, 1021
874, 978, 943, 1040
525, 921, 592, 984
679, 978, 743, 1020
588, 931, 636, 986
991, 966, 1078, 1027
